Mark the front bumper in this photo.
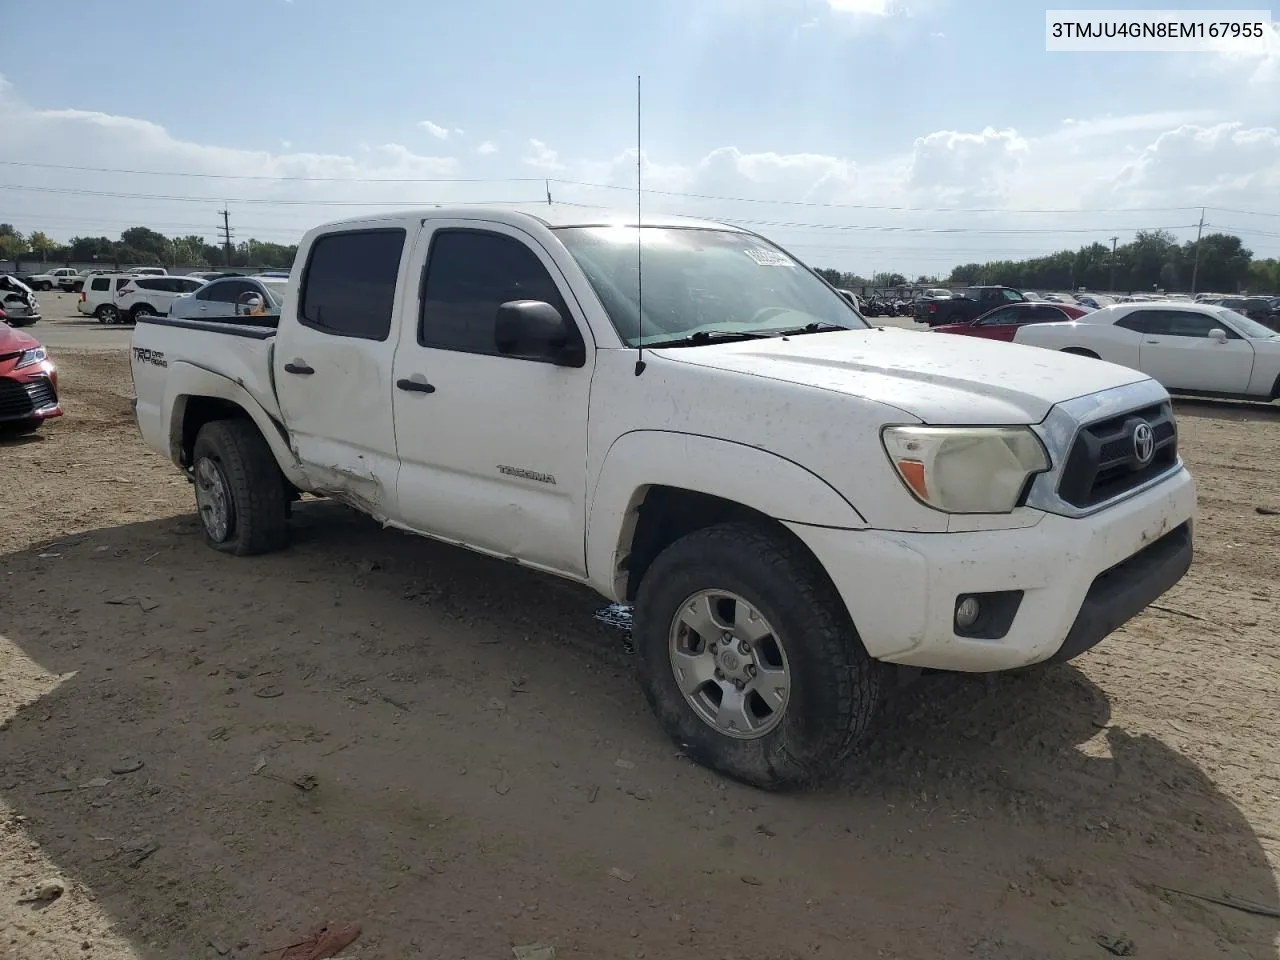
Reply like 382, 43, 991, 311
788, 465, 1196, 672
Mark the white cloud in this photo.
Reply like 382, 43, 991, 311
0, 72, 1275, 274
906, 127, 1029, 206
453, 127, 466, 137
418, 120, 449, 139
1108, 123, 1280, 201
523, 138, 563, 171
825, 0, 892, 14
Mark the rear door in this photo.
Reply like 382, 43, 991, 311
1135, 309, 1255, 393
389, 220, 594, 576
272, 226, 410, 508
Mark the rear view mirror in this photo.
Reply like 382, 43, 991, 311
1209, 328, 1228, 342
495, 300, 585, 366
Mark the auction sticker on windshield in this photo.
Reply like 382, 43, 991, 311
744, 248, 795, 266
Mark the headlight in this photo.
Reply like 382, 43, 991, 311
881, 425, 1050, 514
15, 347, 48, 369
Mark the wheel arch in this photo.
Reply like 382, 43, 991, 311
585, 430, 868, 601
164, 364, 308, 489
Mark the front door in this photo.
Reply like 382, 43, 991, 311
390, 220, 594, 577
1136, 309, 1255, 394
273, 227, 410, 510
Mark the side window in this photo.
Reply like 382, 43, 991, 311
137, 278, 163, 292
177, 278, 204, 293
418, 229, 576, 358
90, 278, 110, 292
207, 280, 247, 304
299, 228, 405, 340
1161, 310, 1235, 338
1002, 289, 1023, 302
1116, 310, 1156, 334
115, 277, 131, 290
977, 306, 1022, 326
1027, 305, 1068, 322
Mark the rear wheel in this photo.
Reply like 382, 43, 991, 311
191, 419, 290, 556
130, 303, 156, 323
633, 521, 884, 790
95, 304, 120, 324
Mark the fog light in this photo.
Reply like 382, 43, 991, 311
955, 597, 981, 630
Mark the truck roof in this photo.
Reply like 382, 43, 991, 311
311, 202, 747, 234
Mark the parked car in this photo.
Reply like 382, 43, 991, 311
1012, 302, 1280, 401
187, 271, 242, 282
21, 266, 81, 292
77, 272, 140, 324
931, 301, 1093, 341
914, 285, 1025, 325
0, 274, 41, 327
129, 204, 1195, 790
115, 275, 207, 322
168, 276, 288, 323
0, 317, 61, 435
918, 288, 953, 301
129, 267, 168, 277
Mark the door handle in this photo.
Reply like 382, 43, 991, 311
1145, 339, 1160, 344
396, 378, 436, 394
283, 362, 314, 375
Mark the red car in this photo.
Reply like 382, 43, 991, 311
931, 301, 1092, 341
1, 312, 62, 435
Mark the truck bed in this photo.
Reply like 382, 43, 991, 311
131, 316, 283, 460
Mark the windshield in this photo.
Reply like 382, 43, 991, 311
554, 226, 867, 346
1216, 306, 1277, 338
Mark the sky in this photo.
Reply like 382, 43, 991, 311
2, 0, 1278, 278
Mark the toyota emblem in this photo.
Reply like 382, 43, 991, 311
1132, 421, 1155, 465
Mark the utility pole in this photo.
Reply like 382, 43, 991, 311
1189, 207, 1206, 295
1108, 236, 1118, 293
218, 207, 233, 267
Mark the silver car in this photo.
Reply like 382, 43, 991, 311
168, 276, 288, 323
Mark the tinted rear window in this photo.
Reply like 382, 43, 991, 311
299, 228, 406, 340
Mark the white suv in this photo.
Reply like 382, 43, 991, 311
116, 276, 206, 322
77, 273, 139, 324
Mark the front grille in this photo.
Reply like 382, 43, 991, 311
1058, 401, 1178, 509
0, 376, 57, 421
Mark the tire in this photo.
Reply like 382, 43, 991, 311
633, 521, 884, 790
130, 304, 156, 323
191, 419, 290, 556
37, 281, 52, 292
1061, 347, 1100, 359
95, 304, 120, 324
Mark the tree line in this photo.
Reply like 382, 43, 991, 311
0, 224, 298, 271
4, 222, 1277, 295
815, 230, 1278, 295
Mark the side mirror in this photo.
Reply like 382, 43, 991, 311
1209, 328, 1228, 342
838, 290, 855, 305
494, 299, 584, 366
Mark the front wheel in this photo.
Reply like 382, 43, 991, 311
633, 522, 884, 790
191, 419, 290, 556
130, 304, 156, 323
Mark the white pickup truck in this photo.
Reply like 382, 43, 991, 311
129, 205, 1196, 789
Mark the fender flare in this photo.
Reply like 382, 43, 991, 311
585, 430, 867, 597
164, 362, 309, 489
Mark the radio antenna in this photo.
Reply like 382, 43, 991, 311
634, 73, 646, 376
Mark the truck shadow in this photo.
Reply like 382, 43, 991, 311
0, 501, 1276, 959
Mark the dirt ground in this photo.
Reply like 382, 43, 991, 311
1, 342, 1278, 960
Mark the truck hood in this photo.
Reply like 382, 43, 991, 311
654, 326, 1150, 425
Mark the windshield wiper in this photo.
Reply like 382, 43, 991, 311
642, 330, 773, 348
771, 322, 852, 336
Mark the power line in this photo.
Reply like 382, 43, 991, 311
2, 157, 1278, 218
